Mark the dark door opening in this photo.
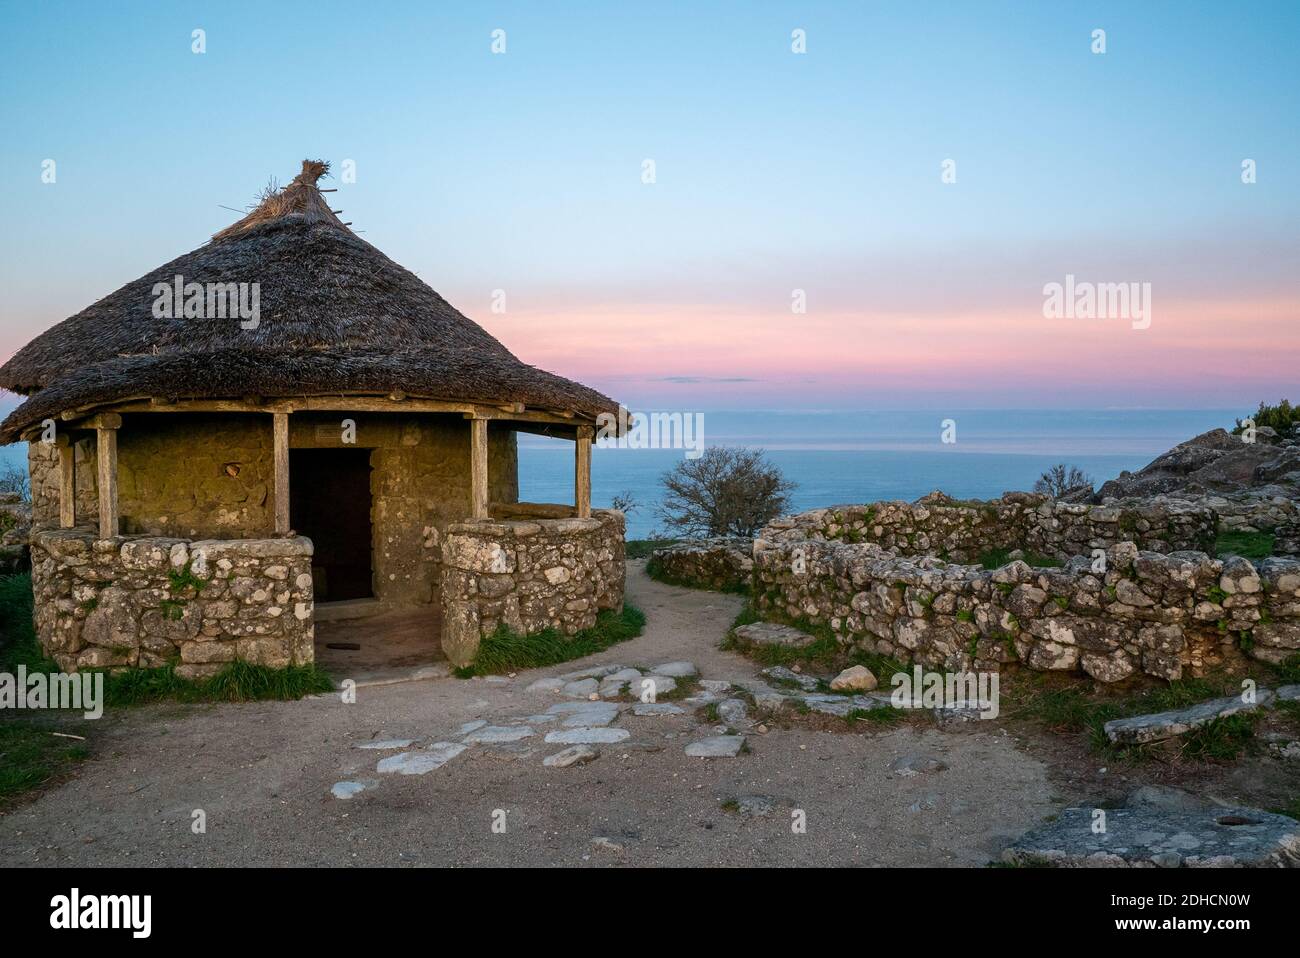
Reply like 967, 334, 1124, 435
289, 448, 373, 602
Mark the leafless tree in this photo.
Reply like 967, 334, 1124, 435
610, 490, 639, 514
1034, 463, 1093, 498
658, 447, 794, 538
0, 463, 30, 503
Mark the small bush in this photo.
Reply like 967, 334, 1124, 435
1233, 399, 1299, 437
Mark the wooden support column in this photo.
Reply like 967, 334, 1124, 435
56, 435, 76, 529
273, 412, 290, 535
470, 416, 489, 519
575, 425, 593, 519
89, 414, 121, 539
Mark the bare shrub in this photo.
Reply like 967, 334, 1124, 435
658, 447, 794, 538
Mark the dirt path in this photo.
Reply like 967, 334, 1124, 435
0, 562, 1060, 867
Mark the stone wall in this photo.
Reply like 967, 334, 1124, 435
440, 509, 626, 667
761, 492, 1217, 563
646, 538, 753, 592
28, 412, 519, 607
30, 527, 315, 679
752, 535, 1300, 683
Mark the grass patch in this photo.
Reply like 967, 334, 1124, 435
1180, 712, 1260, 761
624, 539, 681, 560
978, 548, 1061, 570
1214, 530, 1274, 560
100, 660, 335, 706
459, 604, 646, 677
0, 720, 90, 807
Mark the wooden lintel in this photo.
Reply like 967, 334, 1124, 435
85, 412, 123, 431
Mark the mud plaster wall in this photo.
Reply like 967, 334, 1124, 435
29, 413, 519, 606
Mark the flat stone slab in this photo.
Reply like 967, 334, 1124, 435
650, 661, 698, 677
1003, 806, 1300, 867
631, 675, 676, 700
525, 677, 565, 693
558, 664, 624, 681
1104, 690, 1276, 745
733, 622, 816, 648
685, 735, 746, 757
699, 679, 733, 693
557, 701, 620, 728
761, 665, 819, 691
598, 678, 630, 699
631, 703, 685, 716
561, 678, 600, 698
377, 742, 468, 775
331, 780, 377, 799
1277, 684, 1300, 702
454, 720, 487, 736
545, 727, 631, 745
606, 667, 642, 681
355, 739, 415, 750
542, 745, 598, 768
799, 694, 856, 717
462, 725, 534, 744
718, 699, 749, 725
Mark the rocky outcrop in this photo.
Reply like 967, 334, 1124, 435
1095, 427, 1300, 501
29, 528, 315, 678
1003, 805, 1300, 867
646, 538, 752, 592
440, 510, 625, 667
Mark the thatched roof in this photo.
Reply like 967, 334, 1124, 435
0, 160, 618, 442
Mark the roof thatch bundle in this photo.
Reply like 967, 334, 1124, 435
0, 160, 618, 442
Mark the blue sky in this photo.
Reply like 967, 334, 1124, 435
1, 0, 1297, 410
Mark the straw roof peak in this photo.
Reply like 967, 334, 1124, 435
213, 158, 345, 241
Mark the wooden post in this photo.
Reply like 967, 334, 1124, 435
575, 425, 593, 519
57, 435, 76, 529
91, 416, 121, 539
470, 416, 489, 519
273, 412, 290, 535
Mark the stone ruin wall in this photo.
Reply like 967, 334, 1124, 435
440, 510, 627, 667
761, 492, 1221, 563
752, 536, 1300, 683
30, 528, 315, 679
646, 536, 753, 592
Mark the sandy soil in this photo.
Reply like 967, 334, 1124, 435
0, 564, 1091, 867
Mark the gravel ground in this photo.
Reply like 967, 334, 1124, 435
0, 563, 1059, 867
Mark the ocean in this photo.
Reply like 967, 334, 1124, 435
0, 409, 1235, 540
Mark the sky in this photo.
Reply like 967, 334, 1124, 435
0, 0, 1297, 413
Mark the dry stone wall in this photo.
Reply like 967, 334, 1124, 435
761, 492, 1217, 564
30, 528, 315, 679
647, 538, 752, 592
752, 535, 1300, 682
440, 510, 626, 667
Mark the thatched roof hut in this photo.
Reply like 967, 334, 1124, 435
3, 161, 623, 641
0, 160, 617, 439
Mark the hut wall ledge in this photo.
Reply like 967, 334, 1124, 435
29, 528, 314, 677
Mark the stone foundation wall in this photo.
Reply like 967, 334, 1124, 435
27, 412, 519, 607
761, 492, 1217, 563
752, 535, 1300, 682
440, 509, 626, 667
30, 528, 315, 679
647, 538, 753, 592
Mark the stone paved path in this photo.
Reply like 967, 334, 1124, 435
0, 562, 1058, 867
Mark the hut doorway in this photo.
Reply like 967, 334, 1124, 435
289, 448, 374, 602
